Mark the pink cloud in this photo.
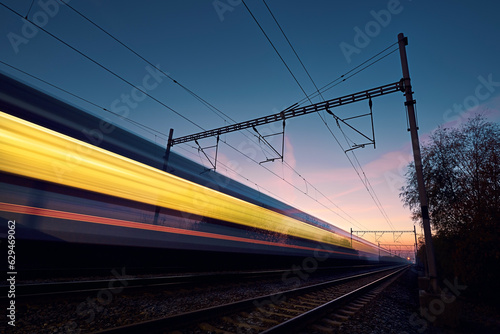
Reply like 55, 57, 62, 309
441, 94, 500, 130
363, 149, 413, 178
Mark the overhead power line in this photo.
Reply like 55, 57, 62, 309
57, 0, 238, 126
7, 1, 364, 230
25, 0, 35, 18
296, 43, 399, 106
241, 1, 397, 231
241, 0, 310, 99
263, 1, 394, 230
261, 0, 325, 102
1, 60, 346, 227
0, 12, 364, 230
57, 0, 285, 162
0, 2, 203, 131
1, 1, 395, 231
59, 0, 386, 235
0, 60, 169, 140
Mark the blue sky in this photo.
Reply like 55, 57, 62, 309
1, 0, 499, 256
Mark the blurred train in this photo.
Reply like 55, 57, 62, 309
0, 72, 403, 274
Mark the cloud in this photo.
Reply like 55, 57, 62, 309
441, 94, 500, 130
364, 149, 412, 177
210, 128, 416, 240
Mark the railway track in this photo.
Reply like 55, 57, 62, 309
91, 265, 408, 333
3, 269, 283, 298
3, 265, 381, 298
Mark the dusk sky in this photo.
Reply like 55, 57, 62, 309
1, 0, 499, 257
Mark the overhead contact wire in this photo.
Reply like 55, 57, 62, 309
58, 0, 286, 162
296, 44, 399, 106
241, 0, 310, 99
262, 0, 325, 102
0, 61, 169, 140
243, 0, 382, 230
241, 0, 369, 228
57, 0, 236, 126
0, 2, 203, 131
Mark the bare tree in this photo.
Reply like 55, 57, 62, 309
400, 115, 500, 236
401, 115, 500, 298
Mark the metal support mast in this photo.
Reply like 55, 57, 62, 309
379, 244, 416, 260
351, 229, 416, 243
414, 225, 419, 266
153, 34, 431, 279
154, 128, 174, 224
398, 33, 438, 293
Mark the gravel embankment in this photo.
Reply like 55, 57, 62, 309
6, 267, 498, 333
338, 267, 500, 334
4, 269, 372, 333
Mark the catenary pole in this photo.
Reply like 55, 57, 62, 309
398, 33, 438, 293
414, 225, 418, 265
153, 128, 174, 224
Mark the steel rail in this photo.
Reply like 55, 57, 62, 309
3, 269, 293, 298
90, 265, 407, 334
261, 265, 409, 333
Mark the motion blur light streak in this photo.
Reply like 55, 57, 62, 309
0, 111, 355, 250
0, 202, 355, 255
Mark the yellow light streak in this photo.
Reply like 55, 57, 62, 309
0, 111, 368, 251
